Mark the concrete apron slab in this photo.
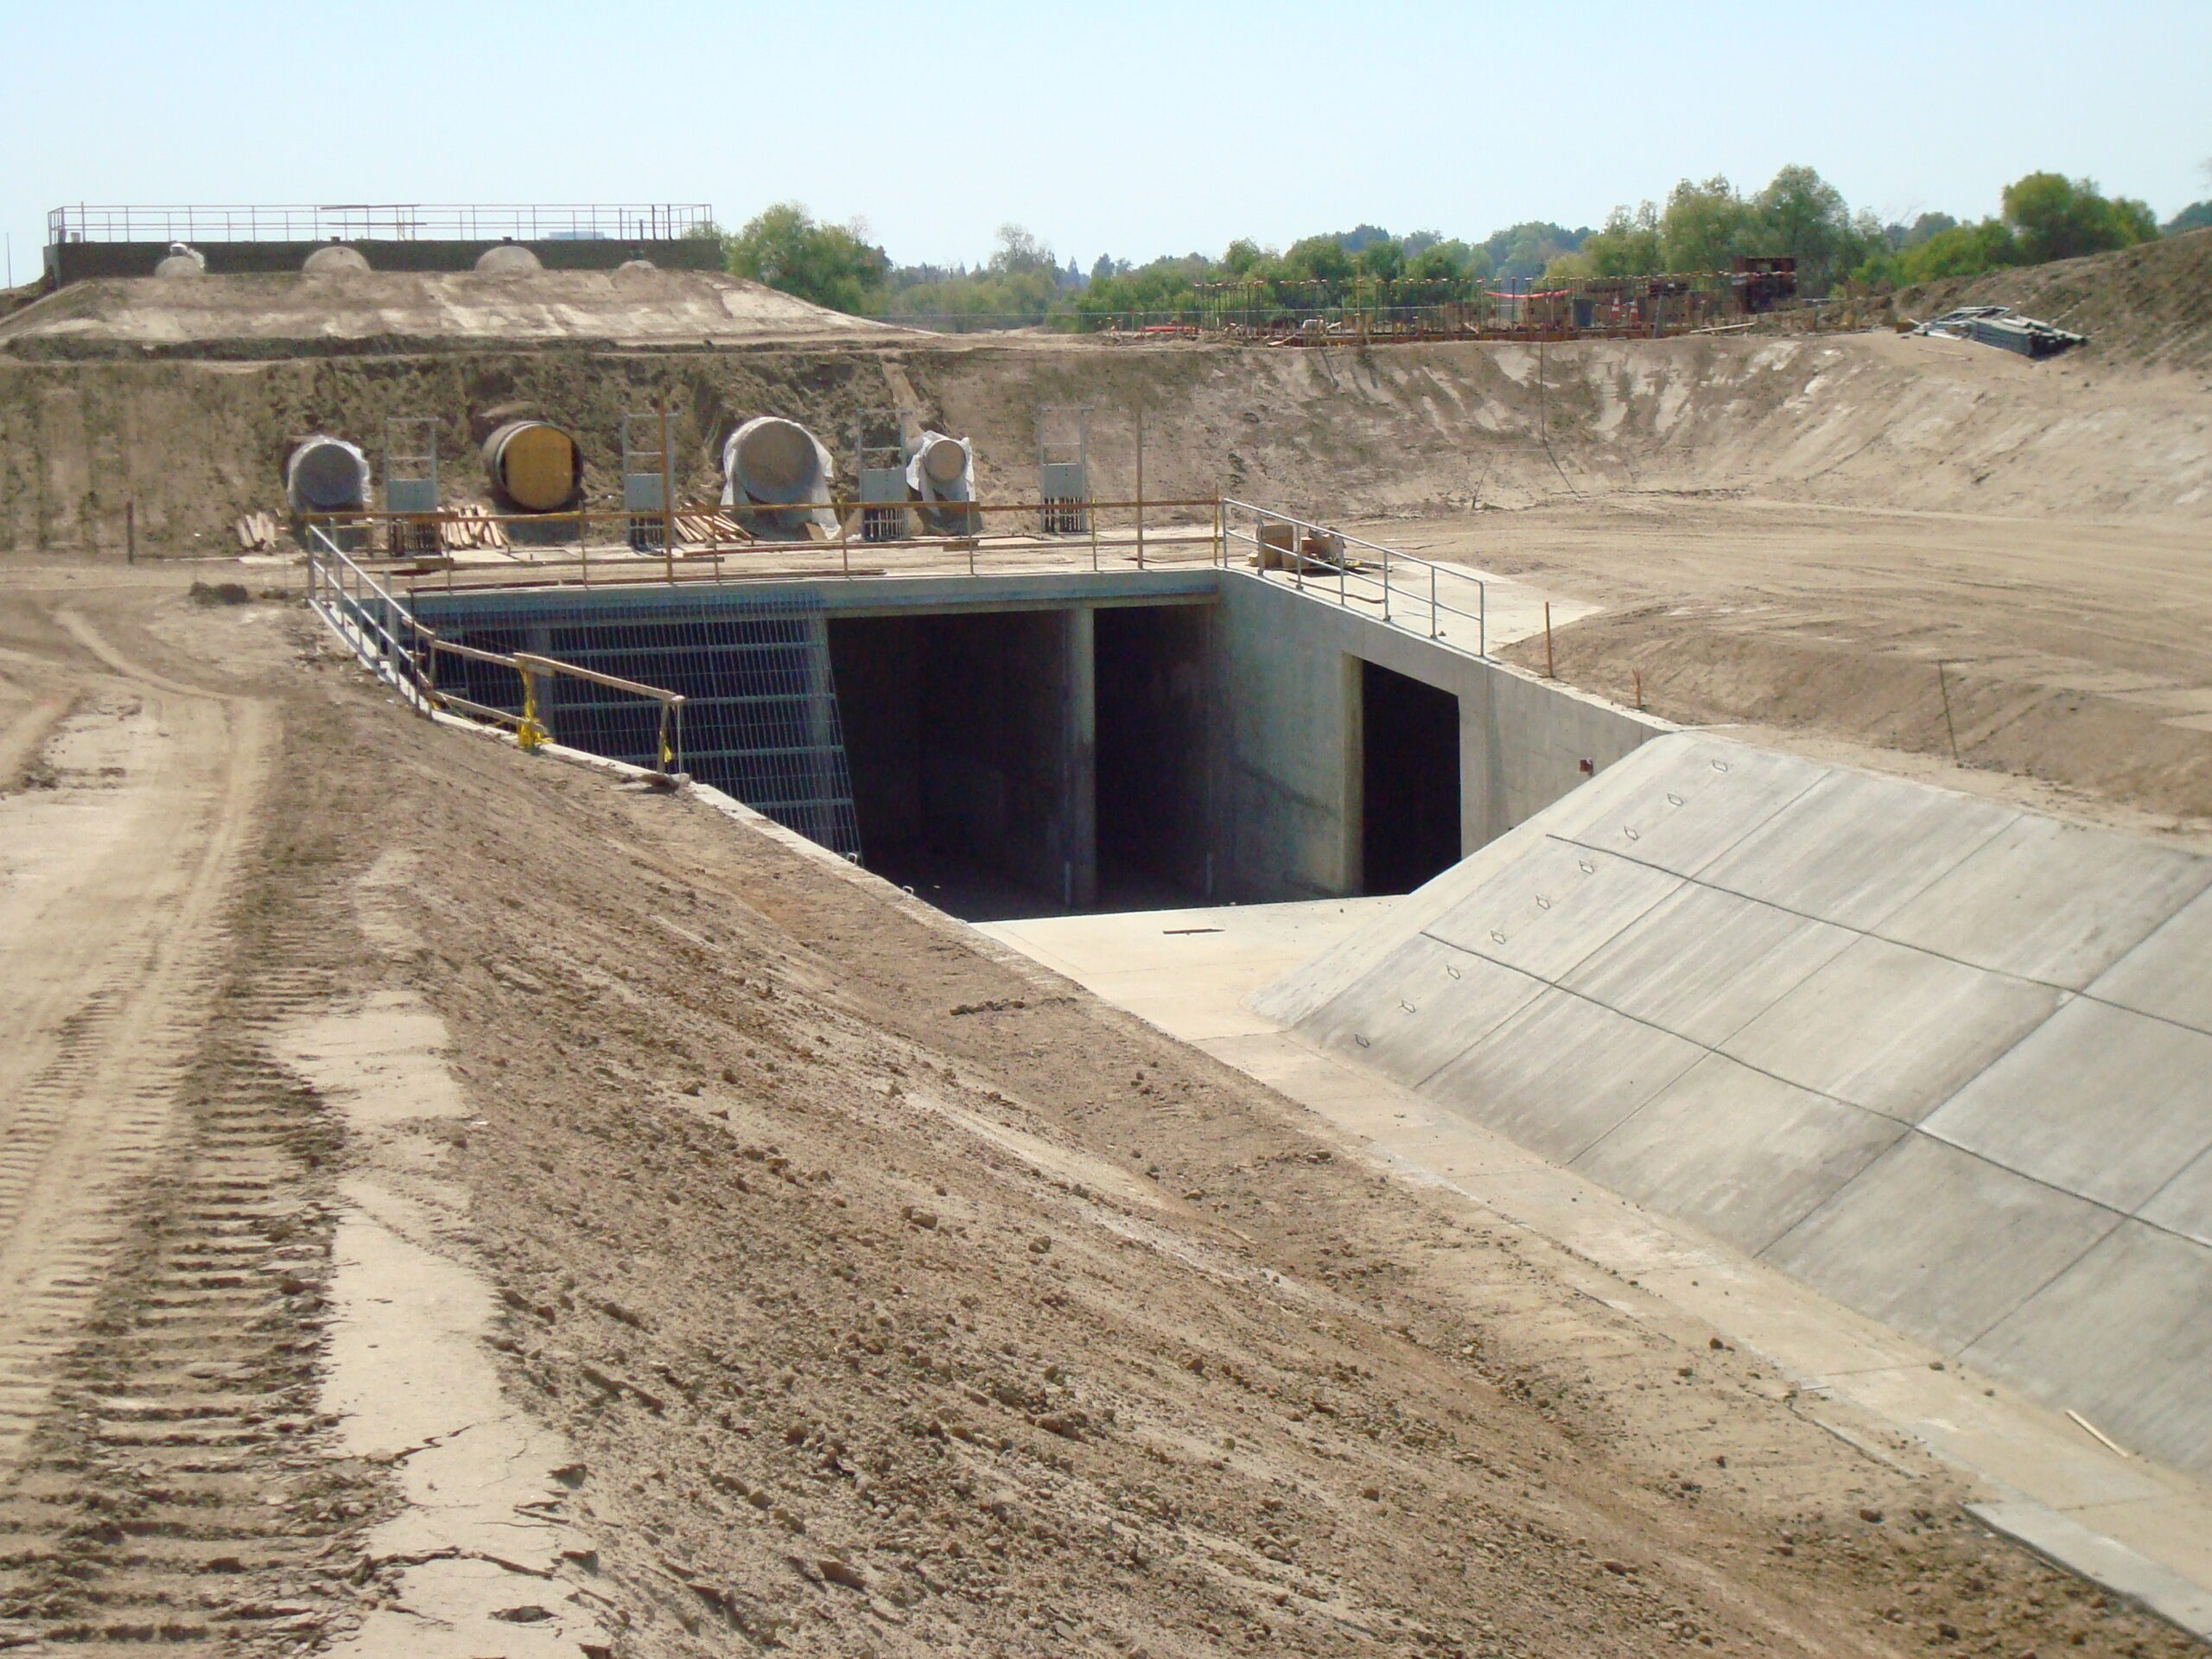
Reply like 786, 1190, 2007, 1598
977, 898, 2212, 1644
273, 853, 613, 1659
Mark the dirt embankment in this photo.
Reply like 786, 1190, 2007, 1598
1894, 228, 2212, 375
0, 576, 2199, 1657
1402, 498, 2212, 836
2, 317, 2206, 557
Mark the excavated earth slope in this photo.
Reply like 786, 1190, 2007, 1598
1895, 228, 2212, 375
0, 568, 2200, 1659
0, 321, 2204, 556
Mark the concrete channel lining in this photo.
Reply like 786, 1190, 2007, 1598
1260, 731, 2212, 1479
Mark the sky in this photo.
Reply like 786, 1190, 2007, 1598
4, 0, 2208, 284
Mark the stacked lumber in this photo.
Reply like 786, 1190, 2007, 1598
232, 511, 283, 552
675, 510, 747, 543
440, 505, 511, 552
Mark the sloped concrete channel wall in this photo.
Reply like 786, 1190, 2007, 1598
1257, 734, 2212, 1478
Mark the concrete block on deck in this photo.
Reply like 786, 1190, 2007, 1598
1419, 988, 1705, 1163
1695, 766, 2015, 929
1574, 1054, 1908, 1254
1423, 839, 1682, 982
1560, 880, 1854, 1047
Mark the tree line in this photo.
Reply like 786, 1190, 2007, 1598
721, 162, 2212, 326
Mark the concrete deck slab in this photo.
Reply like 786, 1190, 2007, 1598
1873, 814, 2212, 989
1719, 936, 2062, 1123
1922, 997, 2212, 1214
1424, 839, 1683, 982
2088, 884, 2212, 1037
1420, 988, 1706, 1163
979, 897, 1394, 1045
1536, 733, 1823, 874
1764, 1135, 2121, 1352
1695, 766, 2016, 930
1969, 1221, 2212, 1478
1559, 881, 1855, 1046
1573, 1054, 1908, 1254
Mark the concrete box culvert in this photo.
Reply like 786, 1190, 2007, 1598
721, 416, 836, 540
285, 435, 372, 513
482, 420, 583, 512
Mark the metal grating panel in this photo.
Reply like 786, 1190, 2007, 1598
416, 589, 862, 860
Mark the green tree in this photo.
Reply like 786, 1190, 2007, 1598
1659, 175, 1757, 273
987, 224, 1057, 276
2000, 172, 2157, 264
1481, 221, 1584, 282
1580, 202, 1662, 276
1754, 164, 1877, 294
724, 203, 889, 315
1279, 234, 1355, 283
1357, 238, 1405, 282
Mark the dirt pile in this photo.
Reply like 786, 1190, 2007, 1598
1893, 229, 2212, 375
0, 269, 908, 359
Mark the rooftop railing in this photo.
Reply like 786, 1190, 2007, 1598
48, 203, 714, 245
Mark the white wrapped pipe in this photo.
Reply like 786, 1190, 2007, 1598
721, 416, 836, 539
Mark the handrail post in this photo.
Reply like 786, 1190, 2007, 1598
1430, 561, 1438, 639
659, 404, 675, 586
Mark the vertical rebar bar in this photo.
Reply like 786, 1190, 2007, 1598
1134, 404, 1145, 569
658, 405, 676, 586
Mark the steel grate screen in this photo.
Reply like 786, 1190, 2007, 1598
413, 588, 862, 861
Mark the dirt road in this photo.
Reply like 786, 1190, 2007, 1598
1392, 497, 2212, 836
0, 573, 378, 1656
0, 568, 2197, 1659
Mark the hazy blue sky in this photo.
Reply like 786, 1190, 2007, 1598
5, 0, 2207, 283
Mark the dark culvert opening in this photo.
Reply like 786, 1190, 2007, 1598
1095, 604, 1211, 909
830, 610, 1082, 919
1361, 658, 1462, 895
828, 604, 1212, 921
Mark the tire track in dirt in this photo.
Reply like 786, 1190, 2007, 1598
0, 599, 385, 1656
0, 615, 266, 1466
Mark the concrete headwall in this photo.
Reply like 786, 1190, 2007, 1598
1256, 732, 2212, 1479
1218, 571, 1666, 901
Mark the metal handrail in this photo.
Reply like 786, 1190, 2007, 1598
48, 202, 712, 245
1218, 499, 1487, 657
305, 525, 688, 773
